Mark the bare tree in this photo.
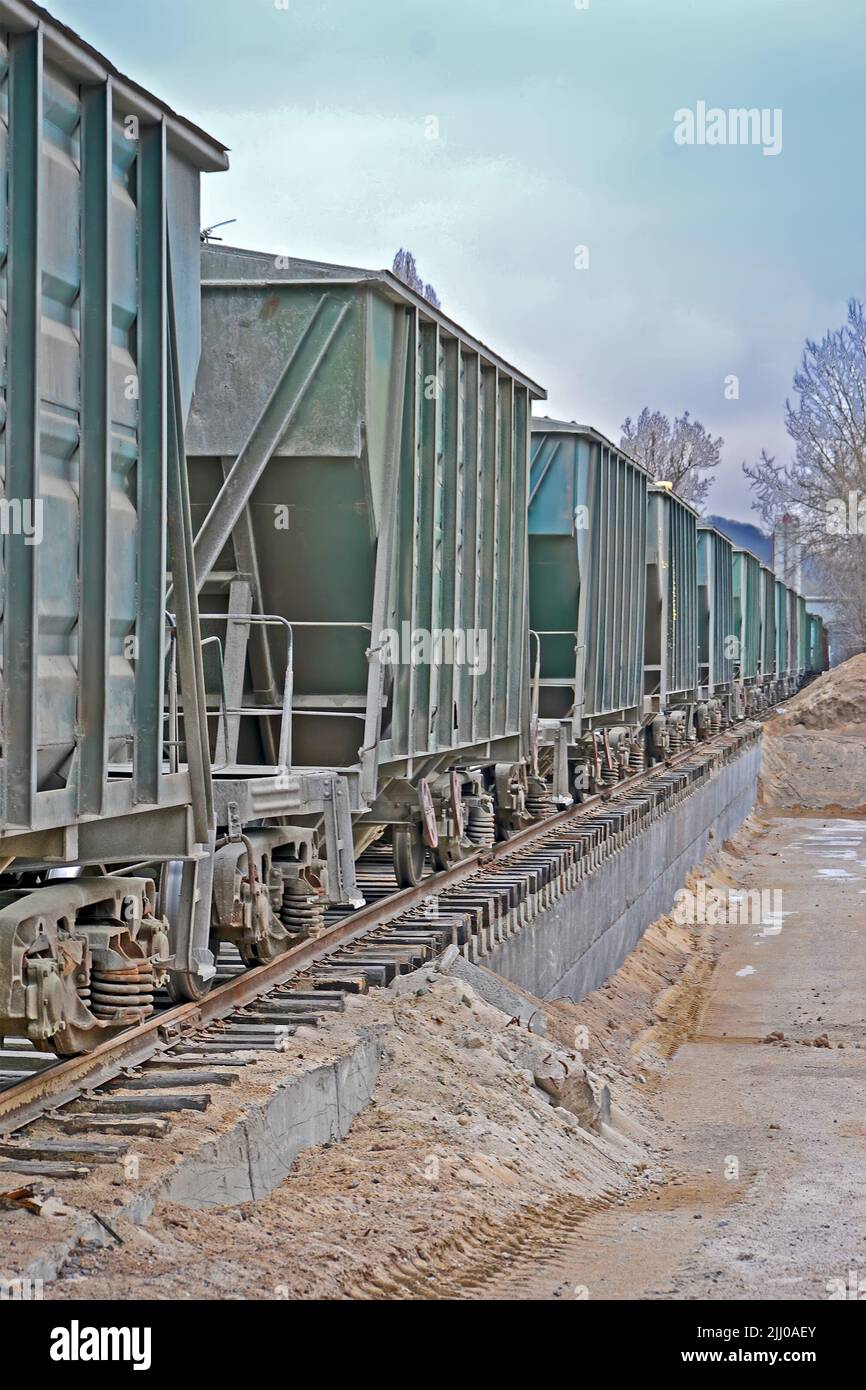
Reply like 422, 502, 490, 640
620, 408, 721, 508
743, 299, 866, 654
392, 249, 440, 308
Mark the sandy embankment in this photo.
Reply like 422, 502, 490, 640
760, 653, 866, 814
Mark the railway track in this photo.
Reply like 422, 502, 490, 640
0, 724, 759, 1168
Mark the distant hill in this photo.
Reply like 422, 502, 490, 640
705, 515, 772, 564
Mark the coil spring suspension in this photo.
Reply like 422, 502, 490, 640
629, 740, 646, 773
76, 970, 91, 1009
280, 877, 325, 939
89, 960, 155, 1021
525, 784, 557, 819
709, 708, 722, 735
668, 723, 683, 754
466, 801, 496, 847
600, 760, 620, 786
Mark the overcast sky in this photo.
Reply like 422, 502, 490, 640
51, 0, 866, 521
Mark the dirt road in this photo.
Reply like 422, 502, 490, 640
500, 815, 866, 1300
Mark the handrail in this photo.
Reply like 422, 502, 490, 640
199, 635, 231, 769
198, 613, 293, 770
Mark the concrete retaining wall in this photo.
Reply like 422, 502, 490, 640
486, 742, 761, 1002
164, 1029, 385, 1209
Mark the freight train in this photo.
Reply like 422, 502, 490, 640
0, 1, 827, 1054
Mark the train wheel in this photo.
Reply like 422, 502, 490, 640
165, 967, 212, 1004
393, 824, 427, 887
161, 860, 216, 1004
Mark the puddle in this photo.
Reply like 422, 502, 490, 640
736, 966, 756, 977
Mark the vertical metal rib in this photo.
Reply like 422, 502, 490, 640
359, 304, 409, 808
5, 29, 42, 827
437, 335, 459, 752
512, 384, 529, 741
78, 80, 112, 815
134, 120, 168, 806
499, 376, 514, 734
479, 366, 497, 743
464, 352, 480, 747
165, 247, 214, 843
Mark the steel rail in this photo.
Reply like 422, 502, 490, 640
0, 724, 759, 1134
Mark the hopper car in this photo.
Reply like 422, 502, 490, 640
775, 578, 792, 696
0, 0, 236, 1051
527, 421, 648, 799
697, 524, 735, 730
807, 612, 828, 676
643, 484, 699, 755
796, 594, 808, 679
732, 547, 763, 714
185, 243, 545, 904
758, 564, 777, 704
785, 586, 800, 691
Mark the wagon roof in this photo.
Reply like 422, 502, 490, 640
732, 542, 771, 569
697, 521, 734, 547
1, 0, 229, 171
530, 415, 652, 476
202, 244, 546, 398
648, 481, 702, 521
